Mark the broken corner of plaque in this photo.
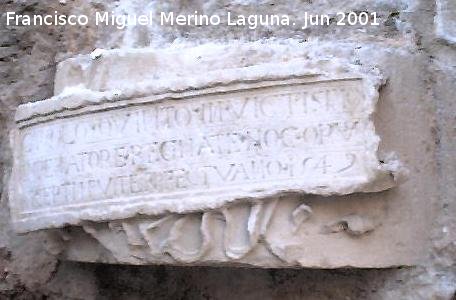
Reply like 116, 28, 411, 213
9, 42, 407, 233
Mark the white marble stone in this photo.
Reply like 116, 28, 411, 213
10, 43, 401, 233
436, 0, 456, 44
8, 42, 421, 269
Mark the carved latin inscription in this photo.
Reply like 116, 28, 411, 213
11, 78, 389, 231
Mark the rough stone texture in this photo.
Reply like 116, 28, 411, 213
10, 48, 395, 233
0, 0, 455, 299
6, 42, 418, 269
436, 0, 456, 44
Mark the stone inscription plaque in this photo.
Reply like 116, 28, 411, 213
10, 78, 391, 232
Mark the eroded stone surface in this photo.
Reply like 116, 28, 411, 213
7, 43, 416, 269
9, 43, 401, 234
1, 0, 454, 297
436, 0, 456, 44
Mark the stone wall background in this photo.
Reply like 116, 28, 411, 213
0, 0, 454, 299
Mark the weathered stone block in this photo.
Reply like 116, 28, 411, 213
10, 43, 400, 233
9, 42, 431, 268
